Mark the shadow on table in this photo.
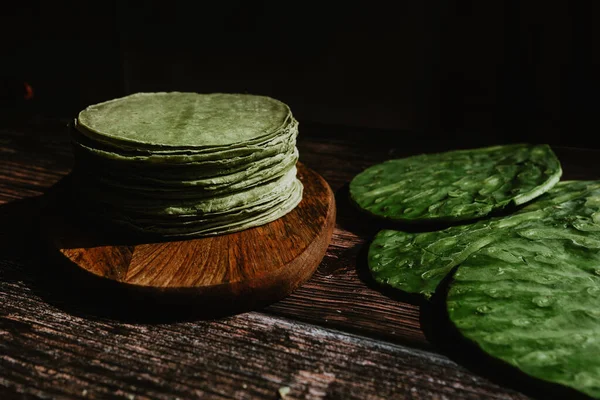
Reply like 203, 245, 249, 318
0, 177, 261, 324
40, 174, 199, 248
0, 195, 45, 272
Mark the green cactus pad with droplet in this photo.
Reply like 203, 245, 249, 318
447, 181, 600, 398
369, 181, 600, 299
369, 180, 600, 397
350, 144, 561, 223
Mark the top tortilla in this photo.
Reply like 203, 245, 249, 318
76, 92, 292, 150
71, 118, 298, 166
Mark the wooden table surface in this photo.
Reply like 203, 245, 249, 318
1, 116, 598, 399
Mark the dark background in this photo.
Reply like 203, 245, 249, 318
2, 1, 599, 147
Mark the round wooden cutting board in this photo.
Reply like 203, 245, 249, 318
40, 163, 336, 315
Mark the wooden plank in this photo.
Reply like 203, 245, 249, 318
0, 258, 527, 399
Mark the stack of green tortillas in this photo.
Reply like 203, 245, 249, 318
70, 92, 303, 237
351, 145, 600, 398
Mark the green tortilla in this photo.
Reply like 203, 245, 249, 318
104, 180, 303, 237
71, 92, 303, 237
84, 148, 299, 195
71, 117, 298, 165
76, 92, 292, 150
74, 141, 294, 183
78, 166, 299, 217
350, 144, 561, 223
111, 180, 302, 223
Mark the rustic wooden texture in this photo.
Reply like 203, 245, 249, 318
39, 163, 335, 314
0, 263, 526, 399
4, 117, 597, 398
